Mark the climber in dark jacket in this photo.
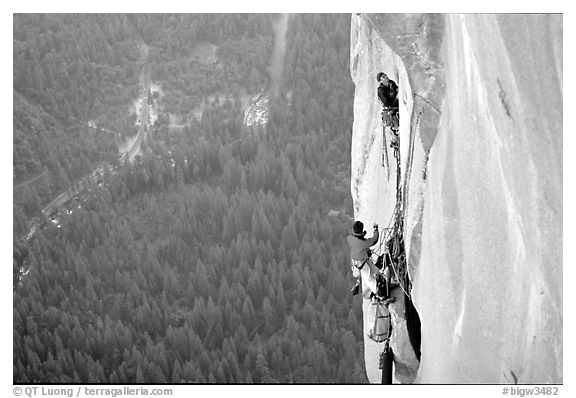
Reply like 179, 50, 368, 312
346, 221, 381, 299
377, 72, 400, 149
377, 72, 398, 109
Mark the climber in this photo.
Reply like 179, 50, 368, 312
346, 221, 395, 303
377, 72, 399, 149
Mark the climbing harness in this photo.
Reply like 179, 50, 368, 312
351, 257, 369, 273
382, 107, 399, 131
349, 255, 369, 294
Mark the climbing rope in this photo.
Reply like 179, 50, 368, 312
374, 112, 412, 300
372, 120, 400, 255
374, 120, 383, 224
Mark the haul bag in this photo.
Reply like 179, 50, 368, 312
368, 300, 391, 343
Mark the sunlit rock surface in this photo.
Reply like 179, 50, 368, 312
350, 13, 562, 384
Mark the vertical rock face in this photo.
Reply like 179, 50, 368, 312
349, 13, 424, 384
350, 14, 562, 384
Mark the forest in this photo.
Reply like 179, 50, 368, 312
13, 14, 366, 383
